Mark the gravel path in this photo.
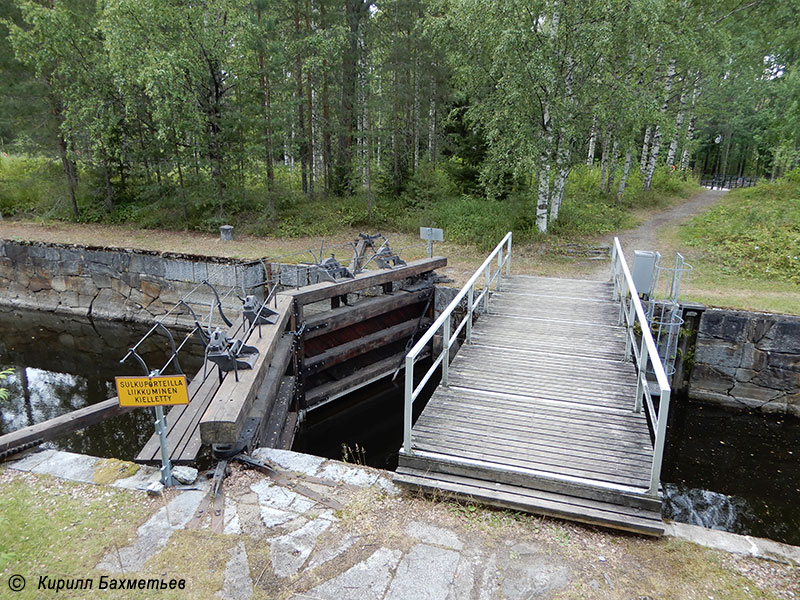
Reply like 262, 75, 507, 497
590, 187, 728, 279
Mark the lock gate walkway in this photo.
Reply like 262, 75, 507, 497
396, 235, 671, 536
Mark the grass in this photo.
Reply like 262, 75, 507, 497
680, 175, 800, 286
674, 174, 800, 314
0, 470, 155, 599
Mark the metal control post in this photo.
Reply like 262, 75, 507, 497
153, 404, 174, 486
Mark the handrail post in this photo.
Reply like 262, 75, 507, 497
442, 315, 451, 387
466, 285, 474, 344
506, 233, 512, 275
403, 354, 414, 454
624, 296, 636, 360
610, 242, 618, 284
635, 336, 648, 413
496, 247, 503, 291
649, 388, 671, 495
484, 266, 490, 312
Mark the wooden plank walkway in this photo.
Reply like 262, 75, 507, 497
396, 275, 664, 536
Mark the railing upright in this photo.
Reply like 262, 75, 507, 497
610, 236, 672, 496
442, 315, 451, 387
401, 231, 512, 456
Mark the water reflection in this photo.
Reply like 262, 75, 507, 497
0, 307, 203, 460
662, 398, 800, 546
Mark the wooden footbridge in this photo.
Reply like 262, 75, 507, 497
395, 234, 672, 536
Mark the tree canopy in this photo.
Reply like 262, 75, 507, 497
1, 0, 798, 233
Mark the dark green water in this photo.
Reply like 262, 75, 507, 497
0, 307, 203, 459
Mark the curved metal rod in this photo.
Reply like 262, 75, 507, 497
202, 280, 233, 327
155, 323, 183, 376
178, 300, 210, 346
121, 348, 150, 376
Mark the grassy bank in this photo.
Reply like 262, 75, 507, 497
675, 173, 800, 314
0, 154, 698, 251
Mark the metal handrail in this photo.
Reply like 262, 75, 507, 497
402, 232, 513, 455
610, 237, 672, 495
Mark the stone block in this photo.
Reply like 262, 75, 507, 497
752, 367, 800, 392
140, 279, 162, 299
120, 271, 141, 290
129, 253, 166, 278
699, 310, 749, 341
3, 243, 28, 264
734, 368, 757, 383
693, 339, 742, 368
729, 382, 783, 403
741, 343, 768, 371
205, 262, 238, 288
58, 260, 82, 276
50, 276, 67, 293
111, 276, 132, 298
91, 288, 129, 321
92, 274, 113, 289
690, 364, 735, 394
29, 275, 51, 292
758, 319, 800, 354
767, 352, 800, 372
163, 259, 196, 282
128, 288, 154, 309
64, 275, 98, 297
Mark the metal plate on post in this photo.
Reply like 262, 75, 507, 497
419, 227, 444, 242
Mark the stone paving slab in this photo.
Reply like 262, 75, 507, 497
5, 447, 799, 600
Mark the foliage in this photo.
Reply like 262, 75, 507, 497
680, 174, 800, 284
0, 368, 12, 402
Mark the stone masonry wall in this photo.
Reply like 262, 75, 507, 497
0, 240, 264, 326
689, 308, 800, 416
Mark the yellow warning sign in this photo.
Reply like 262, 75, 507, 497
115, 375, 189, 407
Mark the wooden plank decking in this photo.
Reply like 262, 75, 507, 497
396, 275, 664, 536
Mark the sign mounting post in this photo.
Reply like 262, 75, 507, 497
419, 227, 444, 258
115, 372, 189, 486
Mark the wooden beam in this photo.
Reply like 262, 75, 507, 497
304, 288, 432, 340
305, 318, 428, 376
199, 296, 293, 445
280, 257, 446, 305
304, 349, 426, 409
0, 399, 132, 457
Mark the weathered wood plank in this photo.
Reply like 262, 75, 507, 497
304, 350, 417, 408
304, 288, 432, 340
263, 376, 295, 448
398, 452, 658, 511
0, 399, 131, 457
410, 434, 651, 487
199, 296, 293, 444
304, 317, 428, 375
394, 468, 663, 536
280, 257, 446, 305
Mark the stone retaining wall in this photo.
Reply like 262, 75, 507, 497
688, 308, 800, 416
0, 240, 264, 326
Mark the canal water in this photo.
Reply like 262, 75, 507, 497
1, 307, 798, 546
0, 307, 203, 460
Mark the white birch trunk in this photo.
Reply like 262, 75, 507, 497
550, 144, 570, 223
587, 119, 597, 166
537, 152, 551, 233
666, 85, 687, 167
606, 138, 618, 191
644, 59, 677, 189
640, 126, 651, 176
428, 75, 436, 163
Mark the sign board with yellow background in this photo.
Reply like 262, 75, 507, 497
115, 375, 189, 407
